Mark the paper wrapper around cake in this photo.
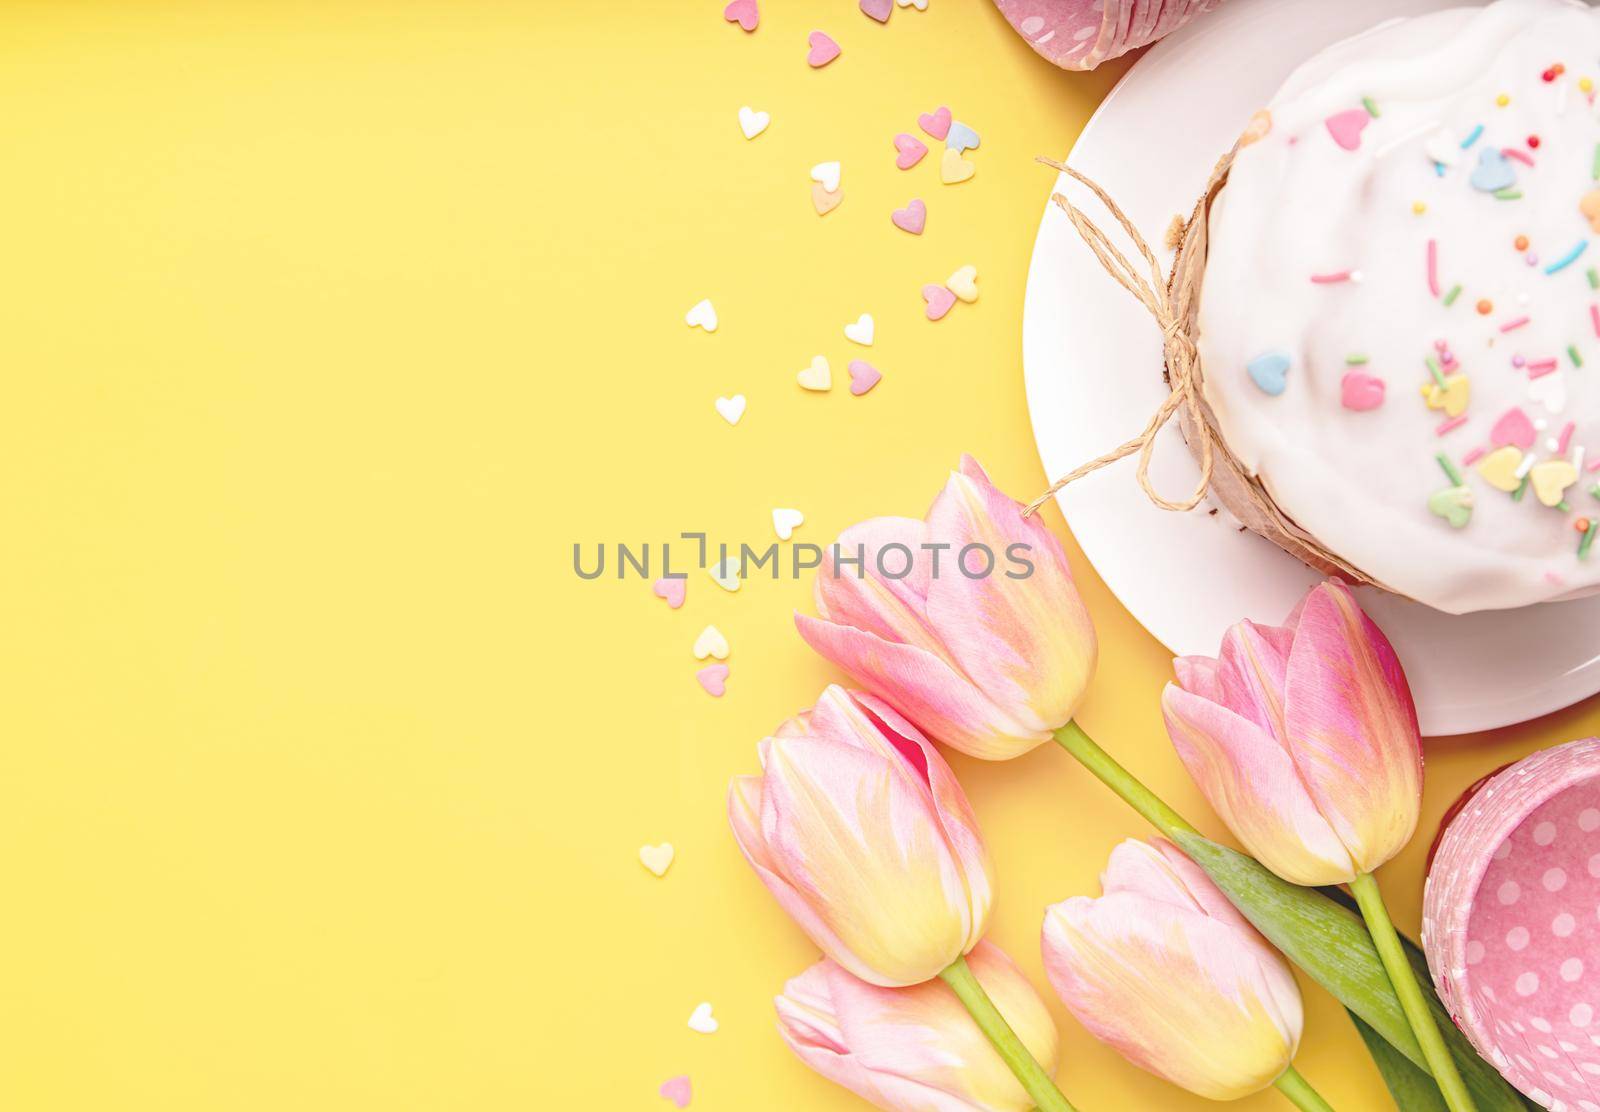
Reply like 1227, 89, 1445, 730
1162, 148, 1396, 593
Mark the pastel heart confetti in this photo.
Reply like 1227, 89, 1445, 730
708, 558, 741, 592
848, 360, 881, 396
940, 148, 974, 184
696, 663, 729, 697
652, 577, 686, 609
891, 198, 926, 235
684, 299, 718, 332
659, 1076, 692, 1109
893, 133, 927, 170
796, 355, 831, 391
687, 1002, 719, 1034
772, 508, 805, 540
1428, 485, 1474, 528
844, 314, 874, 346
714, 394, 746, 425
922, 284, 956, 321
897, 0, 928, 9
810, 182, 843, 215
1582, 189, 1600, 233
639, 843, 675, 876
1470, 147, 1516, 193
918, 106, 952, 141
947, 265, 978, 303
1340, 371, 1385, 411
859, 0, 892, 22
946, 121, 981, 153
693, 624, 729, 660
1423, 375, 1470, 418
1491, 406, 1536, 449
723, 0, 758, 32
1246, 351, 1290, 396
1476, 445, 1524, 492
1323, 108, 1369, 151
737, 106, 770, 140
1532, 459, 1579, 507
810, 161, 841, 192
806, 31, 841, 68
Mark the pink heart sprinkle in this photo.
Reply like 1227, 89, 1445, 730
696, 664, 729, 697
659, 1075, 692, 1108
848, 360, 881, 396
918, 106, 952, 141
891, 199, 926, 235
653, 577, 686, 609
722, 0, 758, 32
1340, 371, 1386, 411
806, 31, 841, 68
1324, 108, 1369, 151
922, 284, 956, 321
859, 0, 892, 22
1491, 406, 1536, 449
893, 133, 927, 170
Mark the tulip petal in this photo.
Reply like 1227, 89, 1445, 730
1216, 620, 1296, 743
1162, 682, 1357, 886
812, 516, 952, 660
1282, 582, 1422, 876
1173, 654, 1223, 704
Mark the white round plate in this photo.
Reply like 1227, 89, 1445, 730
1022, 0, 1600, 736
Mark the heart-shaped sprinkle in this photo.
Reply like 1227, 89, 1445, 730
922, 284, 956, 321
737, 106, 770, 139
1582, 189, 1600, 233
659, 1075, 693, 1109
1532, 459, 1579, 507
639, 842, 675, 876
723, 0, 758, 32
1428, 485, 1474, 528
811, 182, 843, 215
652, 577, 686, 609
1491, 406, 1536, 449
806, 31, 841, 68
693, 624, 729, 660
1423, 375, 1470, 418
687, 1002, 719, 1034
1340, 371, 1385, 411
891, 198, 927, 235
897, 0, 928, 8
796, 355, 831, 391
1324, 108, 1369, 151
940, 148, 975, 184
1470, 147, 1516, 192
714, 394, 746, 425
810, 161, 841, 192
1246, 351, 1290, 396
947, 265, 978, 303
696, 663, 729, 697
708, 558, 741, 592
946, 121, 981, 153
844, 314, 874, 346
772, 508, 805, 540
893, 133, 928, 170
1476, 445, 1525, 492
685, 299, 718, 332
848, 360, 882, 396
859, 0, 892, 22
918, 106, 952, 141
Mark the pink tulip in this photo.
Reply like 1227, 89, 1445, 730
727, 685, 994, 987
796, 456, 1097, 760
1041, 838, 1303, 1101
1161, 580, 1423, 887
777, 941, 1061, 1112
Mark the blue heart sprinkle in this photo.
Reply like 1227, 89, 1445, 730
1469, 147, 1516, 193
946, 121, 981, 154
1246, 351, 1291, 396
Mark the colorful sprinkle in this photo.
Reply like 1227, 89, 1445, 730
1477, 298, 1494, 315
1500, 315, 1531, 332
1545, 240, 1588, 275
1310, 270, 1356, 284
1495, 94, 1511, 107
1345, 353, 1369, 365
1412, 200, 1427, 215
1444, 284, 1463, 307
1427, 239, 1440, 297
652, 577, 687, 609
1516, 234, 1531, 251
1324, 108, 1369, 151
687, 1002, 719, 1034
1530, 359, 1559, 379
1463, 123, 1486, 147
640, 843, 675, 876
1503, 147, 1535, 167
1341, 371, 1385, 411
1362, 96, 1380, 118
1570, 344, 1584, 367
1436, 415, 1469, 435
1495, 189, 1524, 200
693, 624, 731, 659
1582, 520, 1599, 560
806, 30, 842, 67
1246, 350, 1291, 396
659, 1075, 693, 1109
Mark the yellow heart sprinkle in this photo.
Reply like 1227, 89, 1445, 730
1423, 374, 1470, 417
946, 265, 979, 303
811, 182, 843, 215
940, 148, 975, 185
796, 355, 831, 392
1475, 445, 1524, 492
1531, 459, 1578, 507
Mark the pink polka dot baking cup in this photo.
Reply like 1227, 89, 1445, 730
1423, 738, 1600, 1109
989, 0, 1221, 71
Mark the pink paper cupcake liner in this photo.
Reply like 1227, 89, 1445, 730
1423, 738, 1600, 1110
991, 0, 1223, 71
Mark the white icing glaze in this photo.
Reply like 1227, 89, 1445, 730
1198, 0, 1600, 613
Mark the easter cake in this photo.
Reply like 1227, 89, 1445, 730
1189, 0, 1600, 613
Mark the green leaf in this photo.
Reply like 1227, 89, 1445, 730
1172, 831, 1530, 1112
1349, 1008, 1447, 1112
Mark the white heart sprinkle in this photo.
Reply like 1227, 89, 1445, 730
709, 558, 741, 592
715, 394, 747, 425
693, 624, 730, 660
844, 314, 875, 346
639, 843, 675, 876
685, 299, 718, 332
810, 161, 841, 193
772, 508, 805, 541
687, 1002, 719, 1034
896, 0, 928, 8
738, 106, 770, 140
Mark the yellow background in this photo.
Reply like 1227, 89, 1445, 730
1, 1, 1592, 1109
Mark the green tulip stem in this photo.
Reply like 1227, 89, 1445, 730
1053, 721, 1198, 840
938, 955, 1079, 1112
1274, 1065, 1337, 1112
1348, 872, 1477, 1112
